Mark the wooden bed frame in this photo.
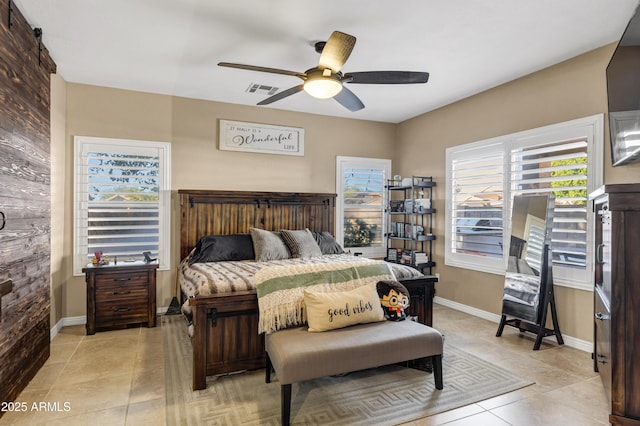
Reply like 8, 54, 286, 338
178, 189, 436, 390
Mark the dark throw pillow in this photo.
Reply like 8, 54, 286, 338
312, 231, 345, 255
189, 234, 255, 265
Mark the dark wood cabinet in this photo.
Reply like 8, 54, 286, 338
591, 184, 640, 426
83, 262, 158, 335
401, 275, 437, 326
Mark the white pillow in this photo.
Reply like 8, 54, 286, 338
304, 283, 385, 332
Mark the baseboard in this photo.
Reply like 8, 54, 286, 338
50, 307, 170, 341
50, 316, 85, 340
51, 301, 592, 353
434, 296, 593, 353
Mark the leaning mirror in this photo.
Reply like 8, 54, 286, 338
500, 194, 554, 324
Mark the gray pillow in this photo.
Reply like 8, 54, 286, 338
281, 228, 323, 259
312, 231, 345, 255
249, 228, 290, 261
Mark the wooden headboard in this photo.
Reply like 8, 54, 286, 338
178, 190, 337, 260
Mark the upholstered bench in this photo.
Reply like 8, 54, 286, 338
265, 319, 444, 426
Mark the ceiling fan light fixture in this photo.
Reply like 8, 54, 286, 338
303, 76, 343, 99
218, 30, 428, 111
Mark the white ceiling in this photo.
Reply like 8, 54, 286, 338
14, 0, 640, 123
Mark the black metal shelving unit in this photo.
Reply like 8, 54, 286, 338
385, 176, 436, 274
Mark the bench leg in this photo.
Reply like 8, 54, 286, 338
281, 384, 292, 426
265, 352, 272, 383
432, 354, 443, 390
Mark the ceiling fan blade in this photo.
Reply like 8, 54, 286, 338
318, 31, 356, 72
343, 71, 429, 84
257, 85, 304, 105
218, 62, 306, 79
333, 86, 364, 112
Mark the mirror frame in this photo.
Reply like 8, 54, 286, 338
500, 194, 555, 323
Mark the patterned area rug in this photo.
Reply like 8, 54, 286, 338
163, 315, 533, 426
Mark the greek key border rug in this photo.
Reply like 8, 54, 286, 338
163, 315, 533, 426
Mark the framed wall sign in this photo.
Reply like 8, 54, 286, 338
218, 119, 304, 156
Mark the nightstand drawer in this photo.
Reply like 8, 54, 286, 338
95, 283, 148, 302
96, 298, 149, 324
95, 271, 150, 286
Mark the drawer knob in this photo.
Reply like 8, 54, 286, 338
113, 291, 131, 295
114, 307, 132, 312
114, 277, 131, 282
595, 312, 609, 321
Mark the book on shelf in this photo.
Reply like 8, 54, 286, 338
391, 222, 427, 239
414, 251, 429, 264
392, 249, 429, 266
401, 250, 413, 265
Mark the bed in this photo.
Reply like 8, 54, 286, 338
178, 189, 437, 390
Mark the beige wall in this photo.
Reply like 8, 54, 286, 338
396, 43, 640, 343
56, 84, 396, 320
50, 73, 66, 328
51, 43, 640, 344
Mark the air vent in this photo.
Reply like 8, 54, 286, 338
246, 83, 279, 96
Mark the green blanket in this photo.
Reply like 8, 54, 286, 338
255, 259, 394, 334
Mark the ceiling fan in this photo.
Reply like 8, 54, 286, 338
218, 31, 429, 112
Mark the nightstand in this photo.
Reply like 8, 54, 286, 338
400, 275, 438, 327
400, 274, 438, 372
83, 262, 158, 335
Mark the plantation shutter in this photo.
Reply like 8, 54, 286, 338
336, 156, 390, 259
74, 137, 170, 275
342, 166, 385, 248
510, 138, 588, 270
450, 150, 504, 259
446, 115, 601, 287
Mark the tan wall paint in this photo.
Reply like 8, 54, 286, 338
396, 43, 640, 343
52, 43, 640, 343
60, 83, 396, 318
50, 74, 66, 327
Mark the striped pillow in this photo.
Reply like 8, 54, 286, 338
281, 228, 323, 259
250, 228, 290, 261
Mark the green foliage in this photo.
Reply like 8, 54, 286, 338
88, 153, 159, 201
344, 218, 377, 247
344, 185, 359, 196
550, 157, 587, 205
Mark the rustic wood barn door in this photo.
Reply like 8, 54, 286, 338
0, 0, 56, 408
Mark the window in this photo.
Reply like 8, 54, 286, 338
448, 142, 505, 273
336, 156, 391, 258
446, 114, 603, 290
74, 136, 171, 275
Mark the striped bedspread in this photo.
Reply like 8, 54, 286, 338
178, 253, 422, 318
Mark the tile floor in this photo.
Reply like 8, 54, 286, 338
0, 323, 165, 426
1, 303, 609, 425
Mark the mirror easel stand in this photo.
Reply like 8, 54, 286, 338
496, 244, 564, 350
